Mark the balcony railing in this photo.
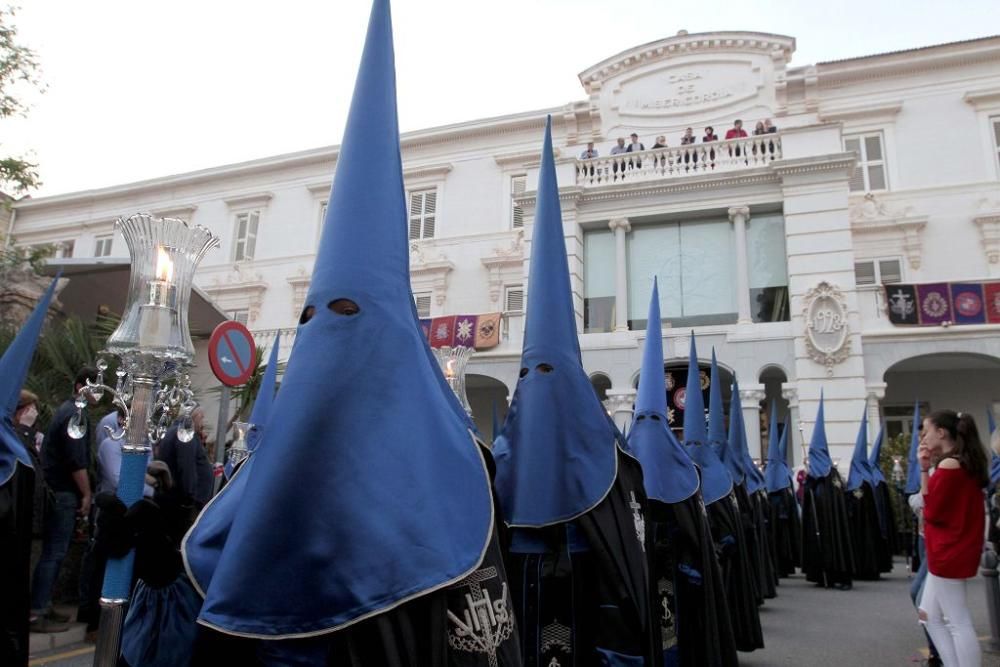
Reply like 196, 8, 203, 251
575, 134, 782, 187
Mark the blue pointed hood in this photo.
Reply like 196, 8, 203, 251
904, 401, 922, 494
186, 334, 282, 595
188, 0, 494, 637
626, 280, 699, 504
846, 409, 870, 492
713, 355, 743, 486
766, 410, 794, 492
246, 334, 280, 453
808, 392, 833, 478
734, 382, 766, 493
682, 334, 732, 504
493, 116, 617, 527
868, 425, 887, 485
0, 277, 58, 485
724, 370, 747, 486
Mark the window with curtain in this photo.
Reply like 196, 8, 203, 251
583, 229, 615, 332
626, 219, 737, 329
747, 214, 790, 322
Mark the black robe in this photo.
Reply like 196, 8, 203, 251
801, 470, 854, 588
747, 488, 778, 599
846, 481, 883, 580
647, 492, 738, 667
191, 525, 521, 667
506, 450, 657, 666
706, 492, 764, 652
872, 481, 897, 573
0, 461, 34, 667
767, 488, 801, 578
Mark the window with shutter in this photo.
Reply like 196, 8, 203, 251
234, 210, 261, 262
854, 261, 876, 286
511, 175, 526, 229
505, 286, 524, 313
993, 117, 1000, 172
94, 236, 113, 257
878, 258, 902, 284
227, 309, 250, 325
408, 189, 437, 240
413, 293, 432, 318
855, 257, 902, 285
844, 132, 888, 192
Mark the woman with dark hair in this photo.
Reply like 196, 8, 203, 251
917, 410, 988, 667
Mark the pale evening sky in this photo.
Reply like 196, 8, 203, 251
6, 0, 998, 197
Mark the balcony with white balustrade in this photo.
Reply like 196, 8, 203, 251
574, 134, 782, 187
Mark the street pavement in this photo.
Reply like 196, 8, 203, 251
742, 557, 1000, 666
28, 557, 1000, 666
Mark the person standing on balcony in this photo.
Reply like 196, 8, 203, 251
626, 132, 645, 170
725, 119, 748, 139
753, 121, 766, 136
681, 127, 695, 144
652, 135, 667, 148
764, 118, 777, 133
610, 136, 627, 179
579, 141, 598, 159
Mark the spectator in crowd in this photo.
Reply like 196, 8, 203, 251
579, 141, 598, 159
680, 127, 696, 145
764, 118, 777, 133
29, 367, 98, 633
626, 132, 644, 153
702, 126, 718, 142
14, 391, 46, 538
610, 137, 627, 178
156, 407, 212, 532
652, 135, 667, 148
917, 410, 988, 667
725, 119, 748, 139
753, 121, 766, 136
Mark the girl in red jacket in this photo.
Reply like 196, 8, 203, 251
918, 410, 989, 667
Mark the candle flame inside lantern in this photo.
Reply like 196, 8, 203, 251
445, 359, 456, 379
156, 247, 174, 283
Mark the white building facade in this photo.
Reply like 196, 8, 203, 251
10, 31, 1000, 469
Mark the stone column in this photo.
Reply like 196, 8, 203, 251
604, 388, 637, 433
866, 382, 887, 441
782, 386, 803, 468
740, 384, 766, 459
608, 217, 632, 332
728, 206, 752, 324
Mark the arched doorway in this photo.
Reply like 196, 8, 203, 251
590, 372, 612, 402
467, 374, 510, 443
883, 353, 1000, 440
634, 360, 735, 438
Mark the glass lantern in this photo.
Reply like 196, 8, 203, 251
228, 421, 251, 470
105, 213, 220, 364
432, 345, 474, 416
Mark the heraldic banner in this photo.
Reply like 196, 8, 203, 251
420, 312, 503, 349
885, 281, 998, 326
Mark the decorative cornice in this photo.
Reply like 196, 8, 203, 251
306, 180, 332, 195
963, 87, 1000, 109
973, 205, 1000, 264
286, 267, 312, 321
150, 204, 198, 220
204, 270, 269, 324
409, 242, 455, 306
850, 193, 927, 269
816, 37, 1000, 86
223, 191, 273, 209
608, 217, 632, 233
770, 153, 857, 178
578, 31, 795, 93
818, 100, 903, 123
403, 162, 454, 181
493, 148, 561, 168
